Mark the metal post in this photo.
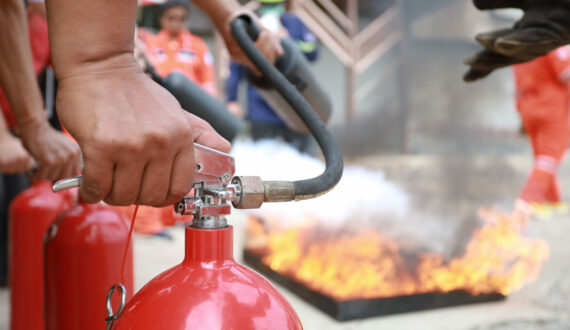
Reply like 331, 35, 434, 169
397, 0, 410, 154
346, 0, 358, 120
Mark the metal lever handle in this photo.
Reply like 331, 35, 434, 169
52, 144, 235, 193
52, 176, 82, 192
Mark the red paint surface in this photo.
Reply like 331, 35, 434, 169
44, 202, 134, 330
9, 181, 73, 330
114, 225, 302, 330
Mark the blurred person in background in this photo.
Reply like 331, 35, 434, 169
225, 0, 318, 152
514, 45, 570, 219
145, 0, 217, 97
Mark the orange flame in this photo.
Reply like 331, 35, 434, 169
245, 208, 549, 300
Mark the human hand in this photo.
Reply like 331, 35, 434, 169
56, 59, 230, 206
0, 131, 34, 175
17, 119, 81, 182
226, 101, 244, 118
217, 10, 284, 74
464, 0, 570, 82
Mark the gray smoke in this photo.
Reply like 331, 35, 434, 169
231, 139, 464, 257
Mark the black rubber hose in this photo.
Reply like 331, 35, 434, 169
145, 64, 243, 142
230, 16, 343, 200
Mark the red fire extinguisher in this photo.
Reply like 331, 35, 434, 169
113, 225, 301, 329
8, 181, 74, 330
44, 198, 134, 330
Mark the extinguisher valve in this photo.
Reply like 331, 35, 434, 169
175, 182, 236, 218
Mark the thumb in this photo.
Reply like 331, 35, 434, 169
185, 112, 231, 153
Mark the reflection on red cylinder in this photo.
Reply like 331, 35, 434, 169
44, 202, 134, 330
114, 225, 302, 330
9, 181, 73, 330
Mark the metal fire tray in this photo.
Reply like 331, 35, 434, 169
243, 249, 506, 321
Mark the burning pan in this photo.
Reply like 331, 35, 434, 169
243, 249, 506, 321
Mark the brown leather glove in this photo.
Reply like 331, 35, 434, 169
464, 0, 570, 82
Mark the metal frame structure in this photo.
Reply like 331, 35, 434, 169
214, 0, 408, 151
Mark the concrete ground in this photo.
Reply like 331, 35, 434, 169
2, 153, 569, 329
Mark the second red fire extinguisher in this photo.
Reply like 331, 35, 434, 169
9, 181, 74, 330
44, 199, 134, 330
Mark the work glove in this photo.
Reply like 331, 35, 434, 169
464, 0, 570, 82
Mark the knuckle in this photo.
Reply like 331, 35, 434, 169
43, 156, 57, 167
123, 140, 145, 154
149, 130, 171, 149
81, 182, 106, 203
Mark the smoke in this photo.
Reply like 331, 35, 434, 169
231, 139, 470, 257
231, 139, 408, 225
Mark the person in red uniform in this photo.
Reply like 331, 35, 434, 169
514, 46, 570, 217
146, 0, 217, 97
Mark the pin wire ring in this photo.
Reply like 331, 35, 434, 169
106, 283, 126, 321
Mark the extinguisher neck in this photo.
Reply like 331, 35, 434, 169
184, 225, 234, 263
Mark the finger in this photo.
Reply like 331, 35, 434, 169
1, 160, 16, 174
44, 155, 64, 182
464, 49, 523, 71
19, 155, 35, 174
57, 159, 75, 182
463, 67, 493, 82
472, 0, 523, 10
186, 112, 231, 153
31, 155, 58, 183
475, 28, 515, 49
105, 158, 146, 206
494, 27, 564, 58
80, 153, 114, 203
69, 146, 83, 176
273, 35, 284, 57
136, 156, 172, 206
155, 147, 195, 207
255, 32, 273, 64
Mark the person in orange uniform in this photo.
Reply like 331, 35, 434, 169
514, 45, 570, 218
137, 0, 219, 238
146, 0, 217, 97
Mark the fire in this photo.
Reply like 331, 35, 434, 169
245, 208, 549, 300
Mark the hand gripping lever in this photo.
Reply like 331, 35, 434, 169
52, 144, 274, 229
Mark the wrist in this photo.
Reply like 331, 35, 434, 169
15, 116, 49, 137
55, 52, 141, 81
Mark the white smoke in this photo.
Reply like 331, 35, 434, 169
230, 139, 410, 229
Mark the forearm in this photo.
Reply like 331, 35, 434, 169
0, 0, 45, 127
45, 0, 139, 80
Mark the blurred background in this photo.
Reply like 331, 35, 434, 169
175, 0, 525, 156
2, 1, 570, 329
